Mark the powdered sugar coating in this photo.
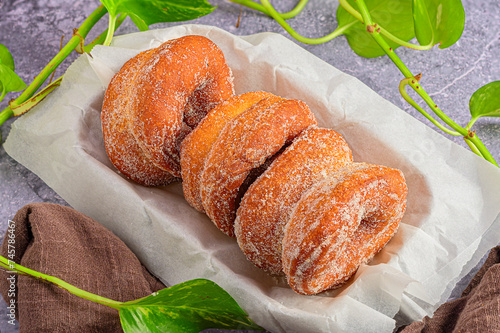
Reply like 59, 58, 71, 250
101, 49, 178, 185
234, 126, 353, 274
101, 35, 234, 185
282, 163, 407, 295
200, 98, 317, 237
181, 91, 278, 212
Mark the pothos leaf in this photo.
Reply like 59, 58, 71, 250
100, 0, 216, 28
336, 0, 415, 58
128, 13, 150, 31
118, 279, 265, 333
0, 44, 25, 98
469, 81, 500, 122
412, 0, 465, 49
0, 44, 15, 71
0, 64, 27, 95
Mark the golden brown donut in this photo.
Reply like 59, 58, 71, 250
234, 126, 353, 274
181, 91, 279, 212
282, 162, 407, 295
101, 35, 234, 185
200, 98, 317, 237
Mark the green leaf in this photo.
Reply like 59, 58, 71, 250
469, 81, 500, 122
100, 0, 216, 27
118, 279, 265, 333
412, 0, 465, 49
0, 44, 15, 70
129, 13, 150, 31
337, 0, 415, 58
0, 44, 20, 99
0, 63, 27, 95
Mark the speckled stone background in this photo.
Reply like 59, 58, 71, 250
0, 0, 499, 332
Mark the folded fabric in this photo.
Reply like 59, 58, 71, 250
398, 245, 500, 332
0, 203, 166, 332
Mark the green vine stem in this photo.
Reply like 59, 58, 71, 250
230, 0, 348, 44
84, 13, 128, 53
232, 0, 433, 50
7, 77, 63, 118
8, 5, 107, 116
103, 14, 118, 46
353, 0, 498, 167
0, 255, 123, 310
229, 0, 309, 20
399, 77, 460, 136
234, 0, 498, 166
0, 5, 127, 131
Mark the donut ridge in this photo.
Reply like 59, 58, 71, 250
181, 91, 278, 212
235, 126, 353, 274
200, 97, 317, 237
101, 48, 178, 185
282, 162, 407, 295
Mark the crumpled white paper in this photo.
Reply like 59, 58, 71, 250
5, 24, 500, 333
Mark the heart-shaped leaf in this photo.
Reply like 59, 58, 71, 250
118, 279, 264, 333
0, 64, 27, 95
337, 0, 415, 58
100, 0, 216, 28
0, 44, 15, 70
469, 81, 500, 122
412, 0, 465, 49
0, 44, 23, 99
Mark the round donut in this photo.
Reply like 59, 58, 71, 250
282, 163, 407, 295
200, 98, 317, 237
234, 126, 353, 274
101, 35, 234, 185
181, 91, 279, 212
101, 48, 178, 185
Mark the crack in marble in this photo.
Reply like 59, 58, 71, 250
429, 32, 500, 99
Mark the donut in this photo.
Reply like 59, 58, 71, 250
199, 98, 317, 237
101, 34, 409, 295
101, 35, 234, 185
281, 163, 407, 295
181, 91, 279, 212
234, 126, 353, 274
101, 48, 178, 185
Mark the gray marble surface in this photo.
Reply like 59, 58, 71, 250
0, 0, 499, 332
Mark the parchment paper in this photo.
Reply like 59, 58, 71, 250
4, 24, 500, 333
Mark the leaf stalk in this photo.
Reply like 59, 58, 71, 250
354, 0, 498, 167
399, 78, 460, 136
228, 0, 308, 20
0, 7, 127, 132
9, 5, 107, 113
0, 255, 123, 310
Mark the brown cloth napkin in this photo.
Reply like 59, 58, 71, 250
399, 245, 500, 332
0, 203, 165, 333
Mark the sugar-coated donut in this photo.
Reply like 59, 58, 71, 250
234, 126, 353, 274
282, 163, 407, 295
101, 35, 234, 185
101, 35, 409, 295
200, 98, 317, 237
101, 48, 178, 185
181, 91, 279, 212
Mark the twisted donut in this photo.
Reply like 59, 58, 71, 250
102, 35, 408, 295
181, 91, 278, 212
199, 97, 317, 237
101, 35, 234, 185
235, 126, 353, 274
282, 163, 407, 295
